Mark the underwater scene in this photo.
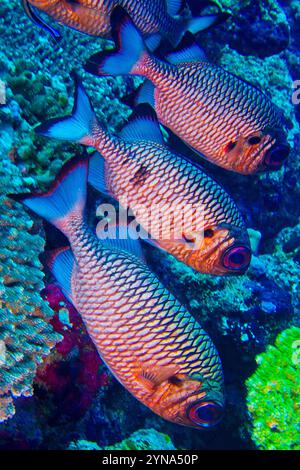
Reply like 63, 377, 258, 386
0, 0, 299, 452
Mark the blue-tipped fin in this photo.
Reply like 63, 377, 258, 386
135, 80, 156, 107
13, 157, 88, 237
119, 104, 164, 144
36, 74, 99, 145
166, 32, 207, 64
88, 152, 111, 196
166, 0, 184, 16
84, 7, 146, 77
45, 247, 76, 303
145, 34, 162, 51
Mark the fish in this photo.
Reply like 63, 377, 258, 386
35, 76, 251, 276
13, 157, 225, 428
22, 0, 229, 50
22, 0, 62, 40
85, 7, 291, 175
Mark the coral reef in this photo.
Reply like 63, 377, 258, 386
0, 154, 61, 422
211, 0, 290, 57
0, 0, 299, 451
36, 285, 111, 420
246, 326, 300, 450
0, 0, 139, 188
69, 428, 176, 451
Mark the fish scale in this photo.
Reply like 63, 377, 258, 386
143, 60, 281, 168
85, 15, 288, 174
25, 0, 190, 44
100, 138, 244, 231
37, 78, 251, 275
67, 220, 223, 394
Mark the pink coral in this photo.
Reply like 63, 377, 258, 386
35, 284, 110, 417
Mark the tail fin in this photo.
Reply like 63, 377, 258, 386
36, 74, 101, 147
13, 158, 88, 239
84, 7, 147, 77
167, 4, 230, 47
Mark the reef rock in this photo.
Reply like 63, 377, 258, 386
0, 154, 61, 422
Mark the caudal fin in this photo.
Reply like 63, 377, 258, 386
13, 158, 88, 239
167, 2, 230, 47
84, 6, 147, 77
36, 74, 101, 147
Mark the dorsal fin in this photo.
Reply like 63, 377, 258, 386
135, 80, 156, 107
166, 0, 184, 16
88, 152, 111, 196
166, 32, 206, 65
45, 247, 76, 303
119, 104, 164, 144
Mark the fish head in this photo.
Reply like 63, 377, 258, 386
153, 374, 224, 429
184, 224, 251, 275
222, 128, 290, 174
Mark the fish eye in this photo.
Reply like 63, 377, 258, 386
222, 245, 251, 271
264, 143, 290, 169
204, 228, 214, 238
187, 401, 223, 428
248, 135, 262, 145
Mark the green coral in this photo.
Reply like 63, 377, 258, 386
68, 428, 176, 451
246, 327, 300, 450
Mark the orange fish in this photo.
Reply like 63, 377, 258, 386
23, 0, 228, 49
36, 76, 251, 276
85, 7, 290, 175
15, 157, 224, 428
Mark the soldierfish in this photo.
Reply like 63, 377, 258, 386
85, 7, 290, 175
15, 157, 224, 428
22, 0, 228, 49
35, 77, 251, 276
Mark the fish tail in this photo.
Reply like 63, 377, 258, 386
84, 7, 148, 77
35, 74, 102, 147
166, 8, 230, 47
12, 157, 88, 239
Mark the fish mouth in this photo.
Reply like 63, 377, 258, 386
195, 225, 251, 275
244, 136, 275, 173
263, 142, 290, 169
186, 400, 224, 428
221, 243, 251, 273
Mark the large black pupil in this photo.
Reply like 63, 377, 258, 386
197, 404, 217, 422
229, 251, 245, 266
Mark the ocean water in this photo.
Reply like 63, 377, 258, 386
0, 0, 299, 452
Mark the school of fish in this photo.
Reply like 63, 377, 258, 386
15, 0, 291, 428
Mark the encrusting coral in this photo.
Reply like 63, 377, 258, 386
68, 428, 177, 451
0, 154, 62, 422
246, 326, 300, 450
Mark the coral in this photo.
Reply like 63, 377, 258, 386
68, 428, 177, 451
246, 326, 300, 450
34, 284, 111, 419
0, 0, 140, 188
211, 0, 290, 57
0, 154, 61, 422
